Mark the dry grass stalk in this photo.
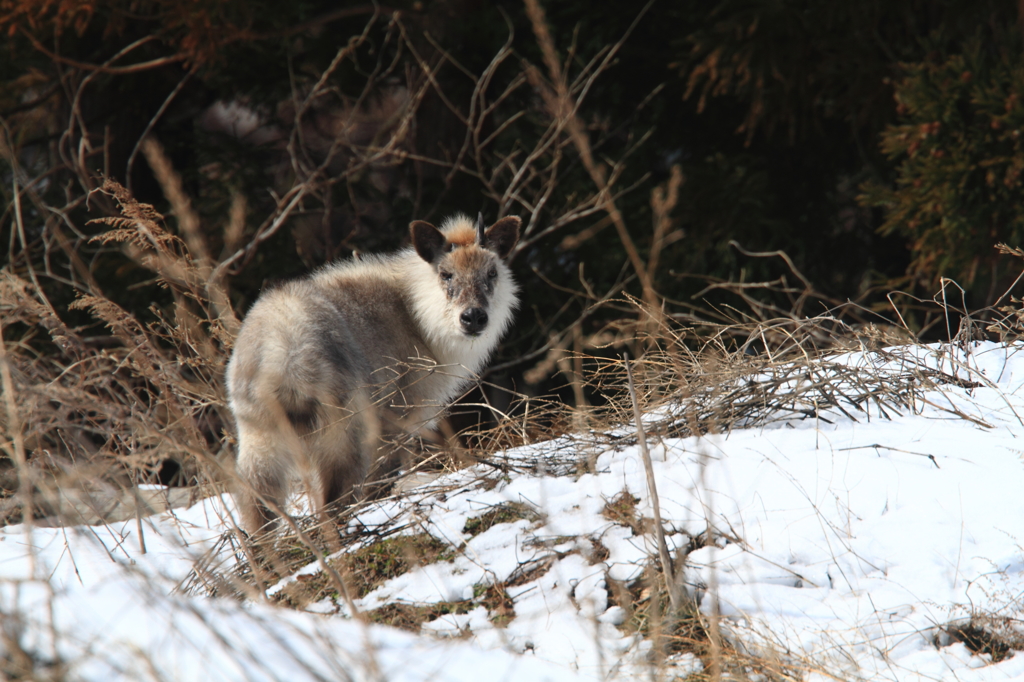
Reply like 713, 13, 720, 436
623, 351, 679, 614
0, 322, 33, 573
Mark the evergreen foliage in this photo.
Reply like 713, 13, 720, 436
861, 32, 1024, 297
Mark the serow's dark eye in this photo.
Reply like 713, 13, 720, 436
487, 268, 498, 279
440, 271, 453, 282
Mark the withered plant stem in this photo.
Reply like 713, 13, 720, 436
623, 351, 679, 614
0, 324, 33, 574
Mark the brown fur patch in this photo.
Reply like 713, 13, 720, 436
448, 246, 491, 270
443, 220, 477, 247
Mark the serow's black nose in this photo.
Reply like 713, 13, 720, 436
460, 308, 488, 335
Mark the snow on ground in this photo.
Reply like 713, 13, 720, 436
0, 494, 577, 681
3, 341, 1024, 680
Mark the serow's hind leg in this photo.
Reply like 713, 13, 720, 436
312, 401, 374, 523
235, 439, 289, 536
316, 452, 367, 522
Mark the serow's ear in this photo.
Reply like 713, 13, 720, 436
483, 216, 521, 259
411, 221, 448, 263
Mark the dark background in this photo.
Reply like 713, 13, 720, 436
4, 0, 1024, 432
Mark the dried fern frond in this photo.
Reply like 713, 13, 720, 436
88, 180, 180, 253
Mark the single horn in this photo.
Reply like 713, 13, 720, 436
476, 212, 485, 244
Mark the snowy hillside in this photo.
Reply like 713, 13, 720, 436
3, 341, 1024, 681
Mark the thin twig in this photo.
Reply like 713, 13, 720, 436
838, 443, 941, 469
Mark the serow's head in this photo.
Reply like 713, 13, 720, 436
411, 213, 520, 338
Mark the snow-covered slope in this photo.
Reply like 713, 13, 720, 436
4, 341, 1024, 681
